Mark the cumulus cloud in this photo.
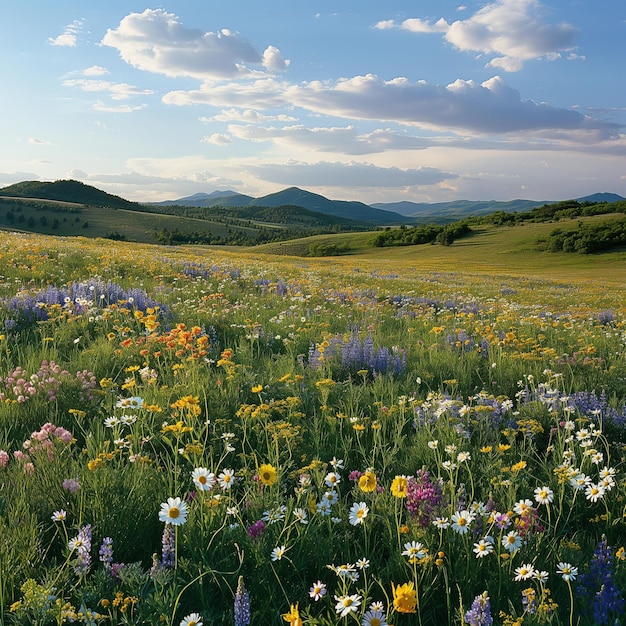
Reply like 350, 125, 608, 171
28, 137, 52, 145
48, 19, 85, 47
246, 160, 457, 188
379, 0, 579, 71
227, 124, 432, 154
101, 9, 289, 80
202, 133, 232, 145
164, 74, 620, 139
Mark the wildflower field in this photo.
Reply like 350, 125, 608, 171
0, 231, 625, 626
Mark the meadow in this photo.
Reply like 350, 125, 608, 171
0, 231, 624, 626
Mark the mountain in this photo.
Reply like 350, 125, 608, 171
0, 179, 140, 210
250, 187, 408, 224
372, 194, 626, 221
157, 185, 409, 224
152, 190, 255, 207
577, 192, 625, 204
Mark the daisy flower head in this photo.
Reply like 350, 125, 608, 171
427, 440, 438, 450
534, 486, 554, 506
179, 613, 202, 626
329, 456, 344, 470
349, 501, 369, 526
324, 471, 341, 488
432, 516, 450, 529
159, 497, 188, 526
473, 536, 494, 558
322, 490, 339, 506
556, 562, 578, 582
309, 580, 327, 601
356, 557, 370, 570
192, 467, 215, 492
513, 499, 534, 516
502, 530, 522, 553
335, 594, 362, 617
402, 541, 426, 563
451, 510, 474, 535
514, 563, 536, 581
585, 482, 605, 503
258, 463, 278, 487
362, 608, 388, 626
217, 468, 236, 490
51, 509, 67, 522
270, 545, 287, 561
293, 508, 308, 524
457, 451, 471, 463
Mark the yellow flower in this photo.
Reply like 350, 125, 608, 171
282, 603, 302, 626
392, 581, 417, 613
511, 460, 527, 472
359, 470, 377, 493
480, 446, 493, 453
616, 546, 625, 561
390, 475, 408, 498
251, 384, 263, 393
258, 463, 278, 487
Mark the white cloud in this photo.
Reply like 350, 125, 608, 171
83, 66, 110, 77
380, 0, 579, 71
68, 169, 88, 179
202, 133, 232, 145
400, 18, 449, 33
92, 101, 148, 113
373, 20, 396, 30
227, 124, 432, 155
48, 19, 85, 47
200, 109, 297, 123
62, 78, 154, 101
246, 160, 457, 188
163, 74, 619, 139
28, 137, 52, 145
101, 9, 289, 80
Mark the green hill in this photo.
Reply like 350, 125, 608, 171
0, 179, 141, 210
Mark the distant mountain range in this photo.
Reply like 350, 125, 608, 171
152, 186, 411, 224
153, 188, 626, 222
1, 179, 624, 226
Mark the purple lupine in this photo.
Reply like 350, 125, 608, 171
99, 537, 114, 568
464, 592, 493, 626
161, 524, 176, 568
234, 576, 251, 626
577, 537, 625, 625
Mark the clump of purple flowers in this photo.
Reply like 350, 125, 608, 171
234, 576, 251, 626
577, 536, 625, 625
99, 537, 114, 568
247, 520, 266, 539
406, 469, 444, 527
160, 524, 176, 569
308, 332, 406, 376
464, 591, 493, 626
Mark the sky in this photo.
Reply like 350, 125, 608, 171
2, 1, 626, 205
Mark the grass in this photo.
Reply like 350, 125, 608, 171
0, 230, 624, 626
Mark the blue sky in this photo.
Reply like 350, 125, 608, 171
2, 1, 626, 204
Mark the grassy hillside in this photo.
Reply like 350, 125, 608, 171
255, 214, 626, 284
